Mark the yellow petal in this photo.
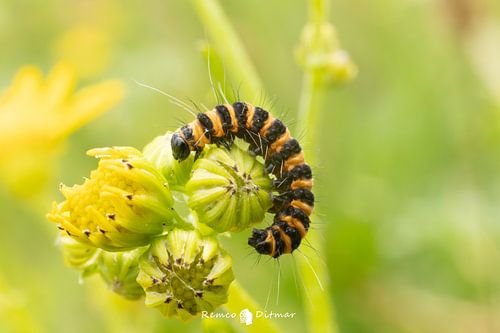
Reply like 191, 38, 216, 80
44, 61, 77, 111
55, 80, 125, 140
0, 66, 43, 107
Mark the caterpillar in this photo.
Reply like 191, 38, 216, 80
171, 102, 314, 258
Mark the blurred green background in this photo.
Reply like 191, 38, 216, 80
1, 0, 500, 332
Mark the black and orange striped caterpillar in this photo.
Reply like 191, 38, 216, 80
171, 102, 314, 258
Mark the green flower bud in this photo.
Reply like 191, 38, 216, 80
97, 247, 147, 300
47, 147, 175, 251
323, 49, 358, 85
296, 22, 357, 84
137, 229, 234, 321
185, 144, 272, 233
59, 233, 101, 277
143, 132, 194, 189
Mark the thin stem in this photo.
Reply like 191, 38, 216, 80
223, 281, 283, 333
297, 71, 324, 165
295, 0, 339, 332
310, 0, 330, 26
297, 71, 338, 333
192, 0, 263, 100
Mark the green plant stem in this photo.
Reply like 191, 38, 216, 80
295, 0, 339, 332
192, 0, 263, 100
310, 0, 329, 26
296, 71, 338, 333
223, 281, 282, 333
297, 71, 324, 163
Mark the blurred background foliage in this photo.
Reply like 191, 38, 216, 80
1, 0, 500, 332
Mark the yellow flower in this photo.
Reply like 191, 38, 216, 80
47, 147, 175, 251
0, 62, 125, 197
53, 24, 112, 78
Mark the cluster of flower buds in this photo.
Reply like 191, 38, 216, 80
48, 136, 274, 320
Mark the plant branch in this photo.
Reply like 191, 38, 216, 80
192, 0, 263, 100
295, 0, 339, 333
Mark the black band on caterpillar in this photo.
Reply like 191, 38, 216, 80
232, 102, 247, 123
264, 119, 287, 144
251, 107, 269, 133
197, 113, 214, 139
215, 105, 233, 134
269, 188, 315, 213
273, 164, 312, 192
171, 102, 314, 258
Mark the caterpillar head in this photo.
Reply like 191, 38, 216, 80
171, 132, 191, 161
248, 228, 272, 255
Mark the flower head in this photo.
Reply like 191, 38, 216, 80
0, 62, 124, 197
137, 229, 234, 321
47, 147, 175, 251
185, 143, 272, 233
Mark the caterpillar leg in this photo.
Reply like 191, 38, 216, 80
218, 133, 235, 150
269, 192, 294, 213
193, 146, 204, 160
269, 189, 315, 214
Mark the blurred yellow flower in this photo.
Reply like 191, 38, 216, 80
0, 62, 125, 197
54, 24, 112, 78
